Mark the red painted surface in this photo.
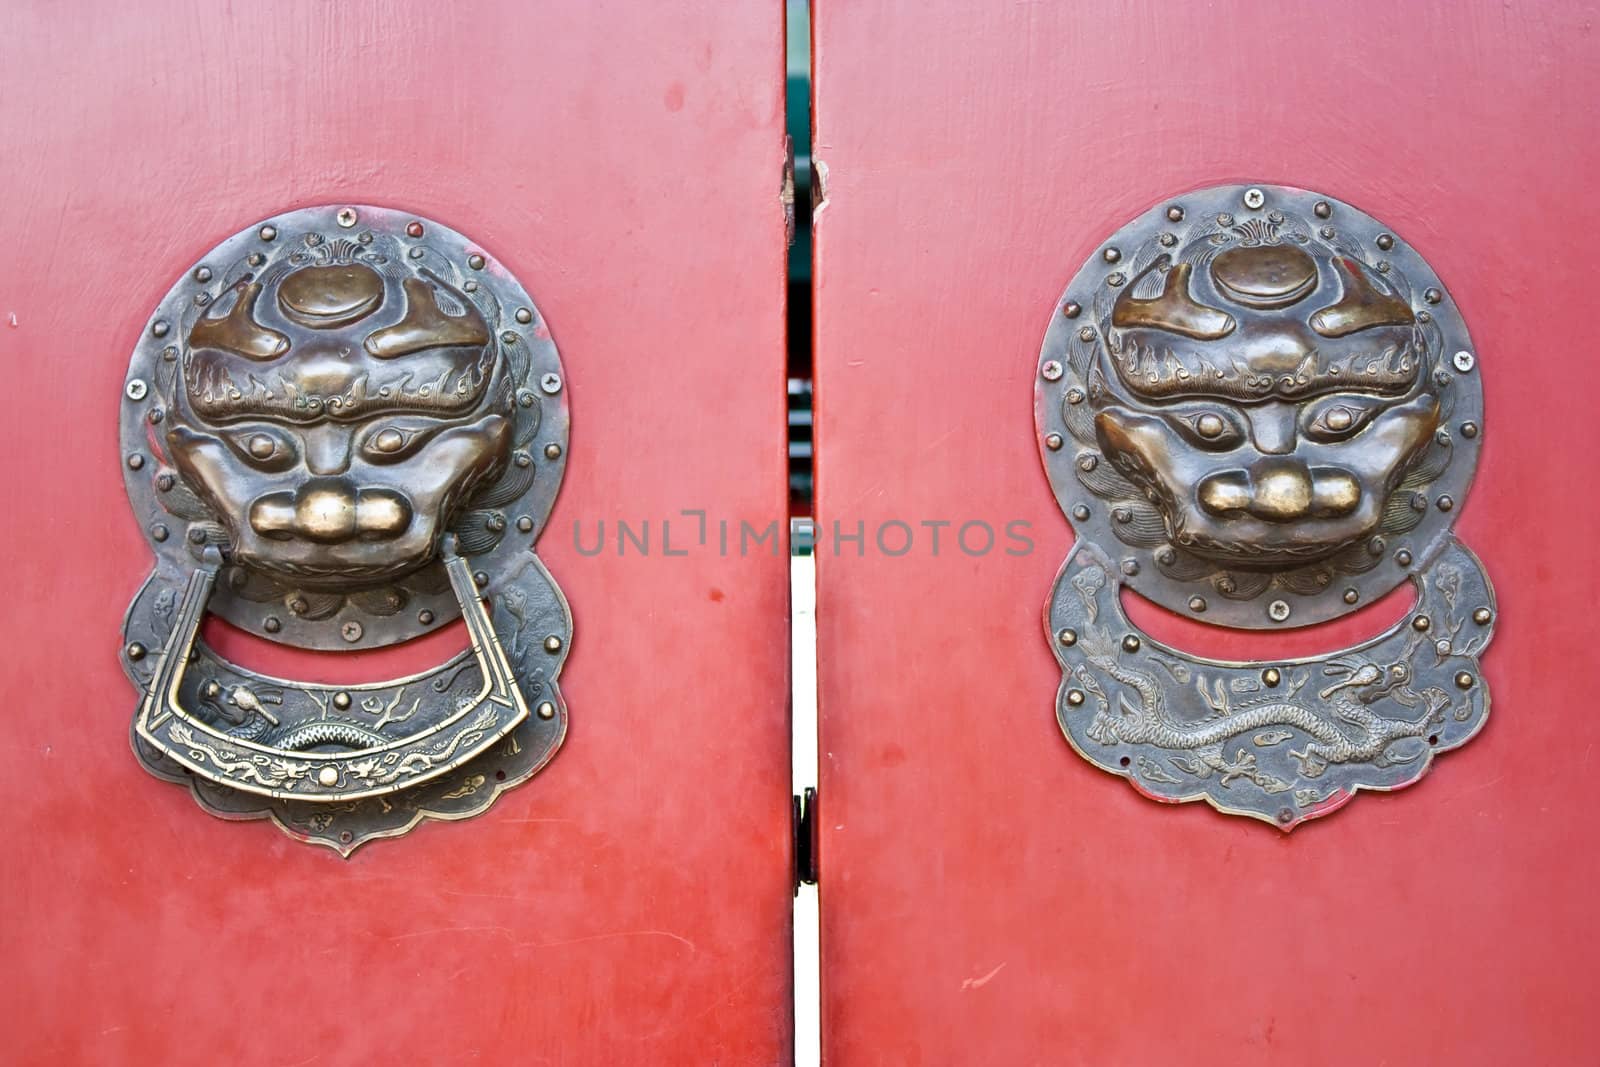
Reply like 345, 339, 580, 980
813, 1, 1600, 1063
0, 3, 792, 1063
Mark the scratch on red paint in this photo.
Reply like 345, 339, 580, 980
961, 962, 1006, 990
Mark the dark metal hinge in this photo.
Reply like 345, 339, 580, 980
792, 786, 817, 892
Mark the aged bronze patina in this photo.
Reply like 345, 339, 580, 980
120, 206, 571, 853
1037, 184, 1494, 827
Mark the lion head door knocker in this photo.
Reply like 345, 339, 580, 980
1036, 184, 1495, 827
118, 206, 571, 853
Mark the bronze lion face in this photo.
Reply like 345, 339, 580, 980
1039, 185, 1484, 629
166, 244, 514, 589
1092, 234, 1439, 569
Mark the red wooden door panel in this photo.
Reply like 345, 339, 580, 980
0, 3, 792, 1063
813, 1, 1600, 1063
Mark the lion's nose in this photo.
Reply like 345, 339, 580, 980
250, 479, 412, 543
1197, 462, 1360, 523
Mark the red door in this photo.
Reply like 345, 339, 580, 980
0, 3, 792, 1063
813, 1, 1600, 1063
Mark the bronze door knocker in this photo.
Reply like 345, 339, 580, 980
1037, 184, 1494, 827
119, 206, 571, 853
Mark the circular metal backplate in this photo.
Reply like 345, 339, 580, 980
120, 205, 569, 649
1035, 183, 1483, 629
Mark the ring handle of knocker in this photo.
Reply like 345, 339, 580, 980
134, 538, 530, 802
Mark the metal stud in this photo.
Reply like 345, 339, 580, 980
1375, 233, 1394, 250
406, 221, 424, 237
1102, 247, 1121, 263
1057, 628, 1078, 647
1066, 689, 1086, 707
1424, 287, 1443, 304
1262, 668, 1281, 687
536, 701, 557, 720
1412, 615, 1431, 632
332, 691, 352, 710
544, 443, 563, 460
1044, 433, 1064, 451
259, 224, 277, 241
1121, 634, 1141, 653
1188, 596, 1207, 613
1395, 549, 1413, 566
1314, 201, 1332, 218
126, 642, 146, 661
1455, 672, 1475, 690
264, 617, 282, 634
1473, 608, 1493, 625
516, 307, 533, 324
467, 253, 486, 270
1062, 301, 1081, 318
544, 635, 563, 653
1166, 205, 1184, 222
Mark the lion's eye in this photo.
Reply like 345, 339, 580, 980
1173, 409, 1244, 450
1305, 397, 1382, 441
226, 426, 298, 471
360, 423, 432, 463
